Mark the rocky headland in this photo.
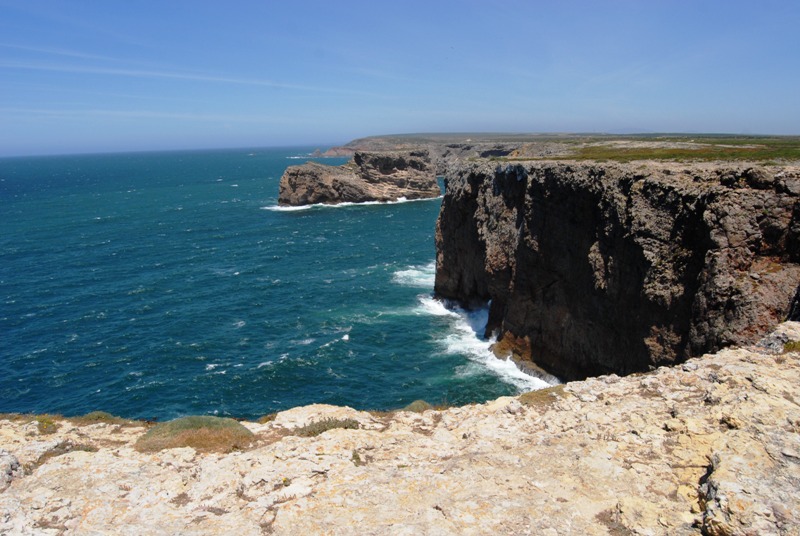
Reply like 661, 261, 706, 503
2, 322, 800, 535
5, 135, 800, 534
278, 150, 440, 206
435, 160, 800, 381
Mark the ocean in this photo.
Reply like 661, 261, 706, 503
0, 147, 549, 421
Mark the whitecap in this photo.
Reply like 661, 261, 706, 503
261, 196, 442, 212
417, 296, 554, 392
392, 261, 436, 288
414, 296, 459, 318
262, 205, 312, 212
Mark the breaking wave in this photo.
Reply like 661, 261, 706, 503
261, 196, 442, 212
415, 296, 552, 391
393, 262, 553, 392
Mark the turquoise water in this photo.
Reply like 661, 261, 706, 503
0, 148, 547, 421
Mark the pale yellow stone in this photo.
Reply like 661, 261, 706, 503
1, 323, 799, 534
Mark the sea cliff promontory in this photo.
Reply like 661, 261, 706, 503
435, 160, 800, 380
278, 150, 440, 206
4, 135, 800, 535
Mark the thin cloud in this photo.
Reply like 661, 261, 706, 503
0, 60, 378, 97
0, 43, 118, 62
0, 107, 293, 123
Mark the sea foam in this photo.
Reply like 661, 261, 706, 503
261, 196, 442, 212
392, 261, 436, 288
415, 296, 551, 391
392, 260, 552, 392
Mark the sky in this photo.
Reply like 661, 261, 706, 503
0, 0, 798, 157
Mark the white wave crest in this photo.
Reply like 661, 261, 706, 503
262, 204, 312, 212
417, 296, 554, 392
392, 261, 436, 288
261, 196, 442, 212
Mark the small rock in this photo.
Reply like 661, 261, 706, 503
781, 449, 800, 460
0, 450, 23, 491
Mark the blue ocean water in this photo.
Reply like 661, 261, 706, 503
0, 147, 548, 421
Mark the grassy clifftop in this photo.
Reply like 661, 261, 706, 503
333, 132, 800, 163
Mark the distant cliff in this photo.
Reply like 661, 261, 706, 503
435, 160, 800, 380
278, 150, 440, 206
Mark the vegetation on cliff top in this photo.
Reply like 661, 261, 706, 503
135, 415, 254, 453
569, 136, 800, 162
349, 133, 800, 163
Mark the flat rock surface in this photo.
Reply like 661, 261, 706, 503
2, 322, 800, 535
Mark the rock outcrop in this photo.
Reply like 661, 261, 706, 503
435, 160, 800, 380
278, 150, 440, 206
2, 323, 799, 535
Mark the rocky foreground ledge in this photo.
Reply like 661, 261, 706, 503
3, 323, 800, 535
278, 150, 440, 206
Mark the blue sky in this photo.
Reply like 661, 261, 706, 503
1, 0, 798, 156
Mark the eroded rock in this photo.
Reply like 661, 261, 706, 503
435, 160, 800, 379
278, 150, 440, 206
0, 450, 22, 492
1, 323, 799, 534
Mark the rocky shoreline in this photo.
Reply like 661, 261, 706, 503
278, 150, 440, 206
2, 322, 800, 534
4, 135, 800, 534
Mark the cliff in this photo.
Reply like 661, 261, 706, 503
435, 160, 800, 380
2, 323, 799, 535
278, 150, 440, 206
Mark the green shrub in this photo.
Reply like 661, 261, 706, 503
402, 400, 433, 413
784, 340, 800, 353
518, 384, 567, 409
35, 415, 60, 434
69, 411, 133, 426
257, 412, 278, 424
293, 417, 360, 437
135, 415, 254, 453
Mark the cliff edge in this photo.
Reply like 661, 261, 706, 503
2, 323, 799, 534
278, 150, 440, 206
435, 160, 800, 380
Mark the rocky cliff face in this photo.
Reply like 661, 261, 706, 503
278, 150, 440, 206
2, 323, 799, 535
435, 160, 800, 380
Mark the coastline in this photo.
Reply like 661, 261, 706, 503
3, 322, 799, 534
4, 135, 800, 533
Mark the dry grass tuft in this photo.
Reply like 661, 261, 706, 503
518, 384, 567, 409
292, 417, 360, 437
257, 412, 278, 424
402, 400, 434, 413
35, 414, 61, 434
783, 340, 800, 354
68, 411, 135, 427
134, 415, 255, 453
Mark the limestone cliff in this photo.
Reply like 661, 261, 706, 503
435, 160, 800, 380
278, 150, 440, 206
2, 323, 799, 535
